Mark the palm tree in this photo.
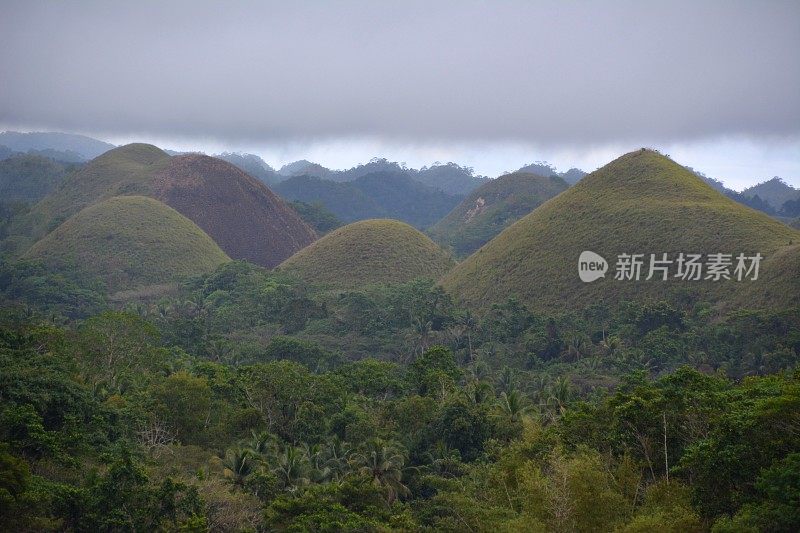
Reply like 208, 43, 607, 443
463, 380, 494, 405
457, 310, 477, 362
321, 437, 352, 482
272, 445, 311, 491
423, 441, 462, 477
495, 390, 533, 422
351, 439, 410, 504
496, 366, 516, 394
222, 447, 256, 488
246, 430, 276, 456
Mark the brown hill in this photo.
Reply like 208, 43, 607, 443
150, 154, 317, 267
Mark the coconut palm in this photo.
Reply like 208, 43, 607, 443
222, 447, 256, 488
495, 390, 534, 422
246, 430, 276, 456
272, 445, 311, 491
351, 439, 410, 503
321, 437, 352, 482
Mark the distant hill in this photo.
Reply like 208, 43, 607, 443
741, 177, 800, 212
0, 154, 81, 203
443, 149, 800, 312
288, 201, 343, 234
275, 171, 462, 229
511, 161, 587, 185
560, 168, 588, 185
18, 144, 316, 267
280, 219, 455, 288
428, 172, 569, 258
415, 163, 489, 195
691, 168, 788, 218
276, 157, 487, 195
24, 196, 229, 292
352, 171, 462, 228
0, 131, 115, 161
274, 176, 385, 222
215, 152, 279, 185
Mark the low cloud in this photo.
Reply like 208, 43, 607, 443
1, 0, 798, 147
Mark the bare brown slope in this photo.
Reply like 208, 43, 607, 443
151, 154, 317, 268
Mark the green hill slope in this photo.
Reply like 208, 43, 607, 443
24, 196, 229, 292
428, 172, 569, 257
18, 143, 171, 239
442, 149, 800, 312
280, 219, 455, 288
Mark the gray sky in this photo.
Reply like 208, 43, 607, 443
1, 0, 798, 188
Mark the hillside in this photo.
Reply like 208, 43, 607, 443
24, 196, 229, 291
352, 171, 461, 228
0, 154, 80, 203
17, 143, 172, 239
276, 158, 487, 194
274, 175, 386, 222
274, 171, 462, 229
428, 172, 569, 257
215, 152, 279, 185
513, 162, 587, 184
0, 131, 115, 160
150, 154, 316, 267
741, 177, 800, 212
16, 144, 317, 267
442, 149, 800, 312
280, 219, 455, 288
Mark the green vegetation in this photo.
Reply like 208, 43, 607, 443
0, 154, 79, 203
275, 171, 462, 229
443, 149, 800, 312
1, 254, 798, 530
14, 143, 170, 242
280, 219, 455, 288
289, 200, 343, 234
23, 196, 229, 292
429, 172, 568, 257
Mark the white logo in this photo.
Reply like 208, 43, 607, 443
579, 251, 608, 282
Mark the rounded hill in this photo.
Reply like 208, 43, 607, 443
24, 196, 230, 292
280, 219, 455, 288
428, 171, 569, 257
150, 153, 317, 267
18, 144, 316, 267
442, 149, 800, 312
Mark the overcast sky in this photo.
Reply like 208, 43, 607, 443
1, 0, 798, 188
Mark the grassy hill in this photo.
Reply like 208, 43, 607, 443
15, 144, 316, 267
24, 196, 229, 292
18, 143, 171, 240
280, 219, 455, 288
442, 149, 800, 312
428, 172, 569, 257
